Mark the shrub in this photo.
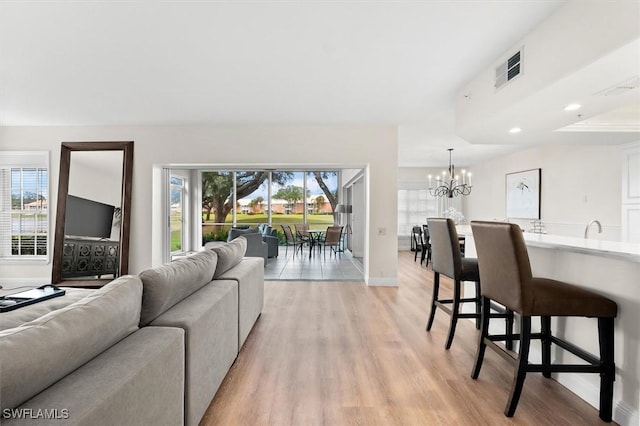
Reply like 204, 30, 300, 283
202, 229, 229, 244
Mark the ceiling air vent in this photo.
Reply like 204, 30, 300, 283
495, 49, 522, 89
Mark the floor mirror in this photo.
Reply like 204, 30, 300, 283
51, 141, 133, 286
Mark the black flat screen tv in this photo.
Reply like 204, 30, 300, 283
65, 195, 115, 239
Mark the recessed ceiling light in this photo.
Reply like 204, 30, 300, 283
509, 127, 522, 134
564, 103, 582, 111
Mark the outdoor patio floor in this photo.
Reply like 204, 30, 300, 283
265, 245, 364, 281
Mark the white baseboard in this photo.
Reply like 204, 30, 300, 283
614, 401, 639, 426
554, 372, 638, 426
365, 276, 398, 286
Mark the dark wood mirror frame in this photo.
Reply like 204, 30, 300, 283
51, 141, 134, 285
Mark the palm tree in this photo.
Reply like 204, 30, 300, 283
314, 195, 325, 213
254, 196, 264, 213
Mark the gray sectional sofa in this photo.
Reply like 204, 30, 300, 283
0, 236, 264, 426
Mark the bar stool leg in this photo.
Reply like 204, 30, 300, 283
541, 316, 552, 378
426, 273, 440, 331
598, 317, 615, 422
474, 280, 481, 329
445, 279, 462, 350
471, 297, 491, 379
506, 310, 514, 351
505, 315, 531, 417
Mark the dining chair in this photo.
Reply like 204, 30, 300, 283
421, 224, 432, 267
470, 221, 617, 421
411, 226, 426, 263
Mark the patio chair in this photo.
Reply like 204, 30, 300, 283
281, 225, 303, 257
321, 226, 343, 259
294, 223, 311, 246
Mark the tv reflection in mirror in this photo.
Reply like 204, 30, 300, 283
62, 195, 120, 279
65, 195, 115, 239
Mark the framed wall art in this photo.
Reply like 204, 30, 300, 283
505, 168, 541, 219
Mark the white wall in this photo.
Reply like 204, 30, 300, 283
351, 176, 365, 259
466, 144, 622, 240
0, 125, 398, 286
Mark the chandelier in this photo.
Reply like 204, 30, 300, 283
428, 148, 472, 198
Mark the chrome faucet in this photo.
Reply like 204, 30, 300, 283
584, 220, 602, 239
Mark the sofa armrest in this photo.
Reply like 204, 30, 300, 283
262, 235, 279, 258
245, 241, 268, 265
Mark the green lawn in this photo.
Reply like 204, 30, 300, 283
201, 213, 336, 243
203, 213, 334, 229
170, 230, 182, 252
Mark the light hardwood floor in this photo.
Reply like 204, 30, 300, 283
201, 251, 613, 425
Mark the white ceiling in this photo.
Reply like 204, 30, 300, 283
0, 1, 577, 166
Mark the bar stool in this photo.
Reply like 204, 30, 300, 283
470, 221, 617, 421
426, 218, 513, 350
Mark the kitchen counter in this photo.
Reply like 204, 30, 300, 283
522, 233, 640, 263
456, 225, 640, 263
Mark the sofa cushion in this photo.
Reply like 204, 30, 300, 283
0, 275, 142, 410
138, 250, 218, 326
212, 237, 247, 278
150, 281, 239, 426
217, 257, 264, 348
0, 288, 94, 332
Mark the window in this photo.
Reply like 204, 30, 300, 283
0, 152, 49, 261
271, 171, 304, 228
236, 171, 269, 226
201, 170, 234, 243
200, 169, 340, 244
306, 171, 337, 229
397, 189, 463, 236
397, 189, 431, 237
170, 175, 186, 253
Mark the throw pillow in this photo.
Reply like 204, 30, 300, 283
138, 250, 218, 326
212, 237, 247, 278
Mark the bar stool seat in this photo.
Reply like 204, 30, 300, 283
470, 221, 617, 422
527, 278, 617, 317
